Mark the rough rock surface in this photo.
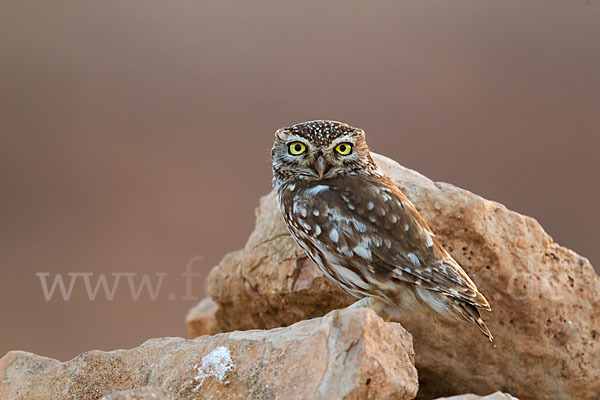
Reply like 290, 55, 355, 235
205, 153, 600, 399
185, 297, 221, 338
436, 393, 519, 400
101, 386, 174, 400
0, 308, 418, 400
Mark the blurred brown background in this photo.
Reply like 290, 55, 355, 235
1, 1, 598, 361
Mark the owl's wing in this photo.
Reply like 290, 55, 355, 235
298, 175, 490, 310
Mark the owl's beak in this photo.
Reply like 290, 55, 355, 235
313, 153, 329, 179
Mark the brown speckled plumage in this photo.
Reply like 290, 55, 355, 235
272, 120, 492, 340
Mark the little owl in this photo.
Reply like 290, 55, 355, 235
272, 120, 492, 340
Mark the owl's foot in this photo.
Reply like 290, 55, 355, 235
348, 297, 394, 321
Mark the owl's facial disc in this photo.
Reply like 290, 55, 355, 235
272, 120, 375, 182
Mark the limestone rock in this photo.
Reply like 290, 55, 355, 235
185, 297, 221, 338
0, 308, 418, 400
435, 393, 519, 400
101, 387, 174, 400
206, 153, 600, 399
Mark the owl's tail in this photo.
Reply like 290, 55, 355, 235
451, 299, 493, 341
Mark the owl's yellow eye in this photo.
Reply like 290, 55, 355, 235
335, 142, 353, 155
288, 141, 307, 155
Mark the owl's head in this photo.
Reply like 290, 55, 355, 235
272, 120, 377, 183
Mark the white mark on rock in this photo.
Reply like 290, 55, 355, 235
193, 346, 235, 391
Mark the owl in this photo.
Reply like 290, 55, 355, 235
272, 120, 493, 340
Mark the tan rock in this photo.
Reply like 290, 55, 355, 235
101, 386, 174, 400
435, 393, 519, 400
206, 153, 600, 399
1, 308, 418, 400
185, 297, 221, 337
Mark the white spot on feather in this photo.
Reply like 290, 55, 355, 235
378, 188, 393, 201
305, 185, 329, 196
329, 229, 339, 243
339, 245, 353, 257
293, 201, 308, 218
335, 266, 369, 289
408, 253, 420, 266
416, 288, 449, 315
372, 235, 383, 247
353, 220, 367, 232
367, 201, 374, 210
353, 245, 372, 261
423, 230, 434, 247
359, 236, 372, 247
